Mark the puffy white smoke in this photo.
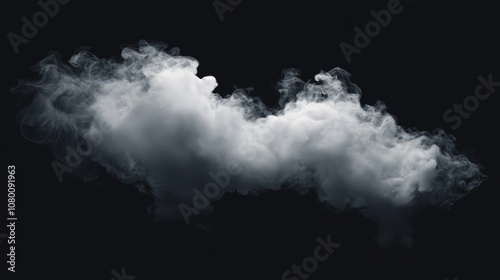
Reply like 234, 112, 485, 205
15, 42, 485, 246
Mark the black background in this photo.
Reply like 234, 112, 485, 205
3, 0, 499, 279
